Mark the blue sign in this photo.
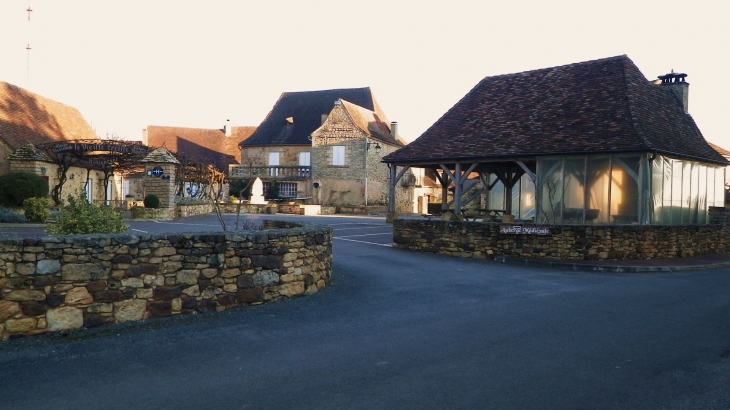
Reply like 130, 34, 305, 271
151, 166, 164, 177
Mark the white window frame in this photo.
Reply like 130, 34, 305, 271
299, 151, 311, 166
279, 182, 297, 198
268, 152, 280, 176
332, 146, 345, 166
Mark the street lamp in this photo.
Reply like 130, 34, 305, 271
367, 141, 382, 155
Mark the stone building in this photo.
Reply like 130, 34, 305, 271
142, 124, 256, 199
0, 81, 116, 204
144, 124, 256, 174
383, 55, 728, 224
234, 87, 415, 210
310, 99, 405, 206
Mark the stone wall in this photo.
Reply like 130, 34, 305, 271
131, 206, 174, 220
0, 222, 332, 341
393, 207, 730, 261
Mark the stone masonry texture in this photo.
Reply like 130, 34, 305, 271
0, 221, 332, 341
393, 207, 730, 261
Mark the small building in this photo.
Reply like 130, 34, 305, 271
235, 87, 409, 207
383, 55, 727, 225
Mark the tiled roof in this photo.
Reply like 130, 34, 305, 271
147, 125, 256, 172
383, 55, 727, 165
241, 87, 389, 147
141, 147, 180, 164
339, 99, 405, 147
0, 81, 98, 150
708, 142, 730, 160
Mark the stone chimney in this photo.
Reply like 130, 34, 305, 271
657, 70, 689, 113
390, 121, 398, 139
142, 128, 148, 145
224, 119, 232, 137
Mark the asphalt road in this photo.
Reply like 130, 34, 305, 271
1, 214, 730, 409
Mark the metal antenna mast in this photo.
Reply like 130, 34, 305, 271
26, 44, 31, 80
25, 6, 33, 80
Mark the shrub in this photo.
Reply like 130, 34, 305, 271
0, 172, 49, 208
23, 197, 52, 223
144, 194, 160, 208
229, 179, 253, 198
0, 206, 27, 223
266, 181, 280, 200
46, 192, 128, 235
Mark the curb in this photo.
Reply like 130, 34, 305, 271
494, 256, 730, 273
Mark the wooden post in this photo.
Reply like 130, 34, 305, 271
388, 165, 397, 214
454, 163, 462, 215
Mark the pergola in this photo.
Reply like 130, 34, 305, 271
36, 139, 150, 205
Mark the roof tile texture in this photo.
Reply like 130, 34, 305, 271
384, 56, 726, 165
147, 125, 256, 172
0, 82, 98, 150
242, 87, 391, 147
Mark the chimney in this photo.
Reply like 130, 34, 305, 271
390, 121, 398, 139
224, 119, 232, 137
321, 114, 328, 124
142, 128, 148, 145
657, 70, 689, 113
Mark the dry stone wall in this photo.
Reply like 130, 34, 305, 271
393, 207, 730, 261
0, 221, 332, 341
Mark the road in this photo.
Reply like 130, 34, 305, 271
1, 214, 730, 409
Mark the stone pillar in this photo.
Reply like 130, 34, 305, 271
141, 148, 180, 209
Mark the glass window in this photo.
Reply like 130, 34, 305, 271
299, 152, 310, 166
610, 156, 639, 224
563, 158, 586, 224
650, 156, 665, 224
670, 160, 683, 225
680, 161, 692, 224
698, 165, 707, 223
487, 174, 505, 211
537, 159, 563, 224
268, 152, 280, 177
586, 157, 610, 224
332, 146, 345, 166
519, 173, 536, 221
279, 182, 297, 198
716, 167, 726, 208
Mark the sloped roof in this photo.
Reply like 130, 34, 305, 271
383, 55, 727, 165
241, 87, 390, 147
141, 147, 180, 164
339, 99, 405, 147
147, 125, 256, 172
708, 142, 730, 160
0, 81, 98, 150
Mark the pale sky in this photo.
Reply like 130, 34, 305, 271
1, 0, 728, 148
